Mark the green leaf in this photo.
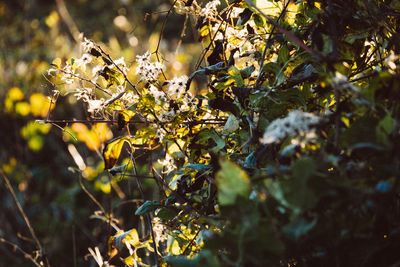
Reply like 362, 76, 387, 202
376, 113, 393, 144
228, 66, 244, 87
266, 158, 317, 214
135, 200, 162, 215
222, 114, 240, 135
216, 158, 251, 206
240, 65, 255, 79
278, 45, 289, 65
261, 62, 281, 75
252, 13, 265, 28
118, 110, 135, 130
184, 164, 212, 171
292, 157, 317, 180
103, 137, 131, 170
156, 207, 178, 220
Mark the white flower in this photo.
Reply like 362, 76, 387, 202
166, 75, 188, 100
149, 84, 166, 101
47, 67, 58, 75
159, 110, 176, 122
261, 110, 321, 144
75, 53, 93, 69
60, 63, 75, 84
113, 57, 129, 75
332, 72, 358, 92
158, 153, 176, 174
81, 37, 96, 54
201, 0, 220, 19
135, 51, 164, 82
156, 128, 167, 142
73, 87, 93, 101
152, 217, 168, 246
87, 98, 105, 113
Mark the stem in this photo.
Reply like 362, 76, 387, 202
130, 154, 159, 266
0, 237, 42, 267
0, 170, 50, 267
255, 0, 290, 89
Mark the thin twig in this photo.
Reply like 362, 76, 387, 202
255, 0, 290, 89
0, 237, 42, 267
182, 228, 201, 255
78, 175, 107, 216
95, 44, 141, 96
130, 153, 159, 266
245, 0, 321, 61
56, 68, 111, 96
0, 170, 50, 267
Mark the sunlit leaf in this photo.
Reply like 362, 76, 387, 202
103, 136, 131, 170
7, 87, 24, 101
118, 110, 135, 130
15, 102, 31, 116
113, 229, 140, 250
30, 93, 53, 117
216, 158, 250, 206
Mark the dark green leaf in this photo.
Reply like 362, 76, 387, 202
135, 200, 162, 215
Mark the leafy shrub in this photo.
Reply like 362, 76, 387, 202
41, 0, 400, 266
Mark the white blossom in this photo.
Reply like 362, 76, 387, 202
81, 37, 96, 54
166, 75, 188, 100
156, 127, 167, 142
87, 98, 105, 113
261, 110, 321, 144
60, 63, 75, 84
201, 0, 220, 19
158, 153, 176, 174
73, 87, 93, 101
113, 57, 129, 75
159, 110, 176, 122
149, 84, 166, 101
135, 51, 164, 82
332, 72, 358, 92
75, 53, 92, 68
152, 217, 168, 246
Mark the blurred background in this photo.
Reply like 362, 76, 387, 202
0, 0, 201, 265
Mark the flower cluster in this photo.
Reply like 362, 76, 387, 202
261, 110, 321, 145
135, 51, 164, 82
152, 217, 168, 247
73, 88, 105, 113
201, 0, 220, 19
166, 75, 188, 100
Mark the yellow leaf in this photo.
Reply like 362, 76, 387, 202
15, 102, 31, 116
8, 87, 24, 101
118, 110, 135, 129
45, 11, 59, 28
103, 137, 131, 169
30, 93, 53, 117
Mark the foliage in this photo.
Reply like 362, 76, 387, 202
2, 0, 400, 266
